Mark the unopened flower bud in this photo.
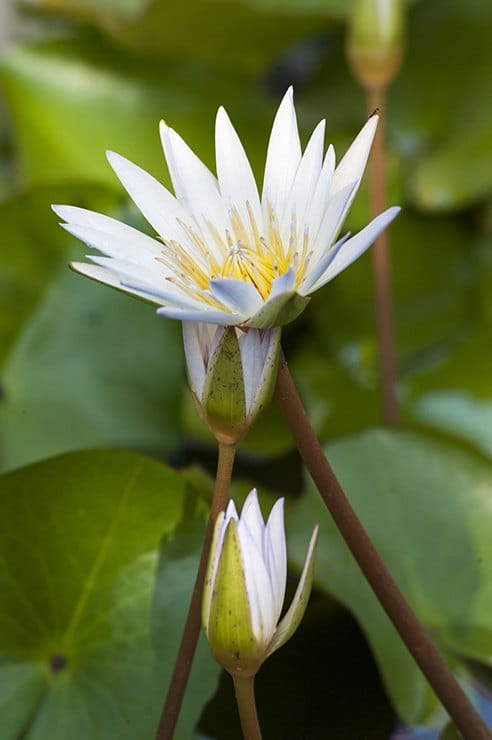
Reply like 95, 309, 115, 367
202, 490, 318, 678
183, 323, 280, 445
347, 0, 404, 89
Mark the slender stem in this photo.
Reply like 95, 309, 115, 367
155, 442, 236, 740
275, 354, 491, 740
233, 676, 263, 740
367, 85, 399, 426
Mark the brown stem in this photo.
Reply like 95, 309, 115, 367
275, 354, 491, 740
233, 676, 263, 740
368, 85, 399, 426
154, 442, 236, 740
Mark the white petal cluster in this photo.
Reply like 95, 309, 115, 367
53, 87, 399, 329
203, 490, 318, 677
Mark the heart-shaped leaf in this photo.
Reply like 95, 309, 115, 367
0, 449, 218, 739
288, 429, 492, 724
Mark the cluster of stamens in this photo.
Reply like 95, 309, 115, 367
155, 201, 313, 309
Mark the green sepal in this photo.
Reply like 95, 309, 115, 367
247, 292, 310, 330
202, 327, 247, 444
206, 520, 262, 678
266, 525, 318, 658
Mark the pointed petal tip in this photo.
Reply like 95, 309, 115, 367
160, 119, 174, 138
106, 150, 125, 170
51, 204, 67, 219
216, 105, 227, 121
244, 488, 259, 506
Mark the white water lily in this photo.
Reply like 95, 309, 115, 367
53, 87, 399, 330
183, 322, 280, 444
202, 489, 318, 678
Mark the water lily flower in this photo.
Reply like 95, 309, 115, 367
202, 489, 318, 678
53, 87, 399, 329
183, 322, 281, 444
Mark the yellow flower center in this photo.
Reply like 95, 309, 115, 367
156, 202, 313, 308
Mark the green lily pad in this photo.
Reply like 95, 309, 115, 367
288, 428, 492, 723
406, 331, 492, 459
0, 187, 184, 473
0, 449, 218, 739
27, 0, 333, 72
0, 184, 116, 366
0, 39, 273, 189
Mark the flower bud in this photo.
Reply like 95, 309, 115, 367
202, 490, 318, 678
182, 323, 281, 445
347, 0, 404, 89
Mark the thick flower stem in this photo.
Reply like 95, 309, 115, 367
233, 676, 263, 740
275, 354, 491, 740
367, 85, 399, 426
155, 442, 236, 740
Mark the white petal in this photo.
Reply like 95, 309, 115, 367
305, 144, 335, 239
160, 122, 229, 254
210, 499, 238, 589
215, 107, 262, 243
106, 151, 194, 248
298, 233, 351, 295
60, 223, 164, 273
310, 180, 358, 260
86, 253, 159, 275
267, 525, 318, 658
252, 328, 281, 411
240, 489, 266, 554
264, 498, 287, 623
157, 305, 244, 326
69, 261, 164, 305
82, 256, 207, 309
53, 205, 163, 258
330, 115, 378, 199
209, 278, 263, 315
182, 321, 207, 400
238, 330, 263, 413
262, 87, 302, 227
225, 498, 239, 523
237, 516, 276, 644
309, 206, 400, 292
281, 119, 325, 243
268, 267, 296, 300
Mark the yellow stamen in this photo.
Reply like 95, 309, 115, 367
154, 203, 313, 306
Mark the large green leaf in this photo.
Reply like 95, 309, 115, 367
0, 266, 184, 472
152, 497, 221, 739
288, 429, 492, 724
0, 39, 273, 189
0, 449, 218, 739
0, 187, 184, 473
407, 331, 492, 459
0, 184, 116, 366
26, 0, 332, 72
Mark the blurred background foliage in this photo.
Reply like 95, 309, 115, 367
1, 0, 492, 738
